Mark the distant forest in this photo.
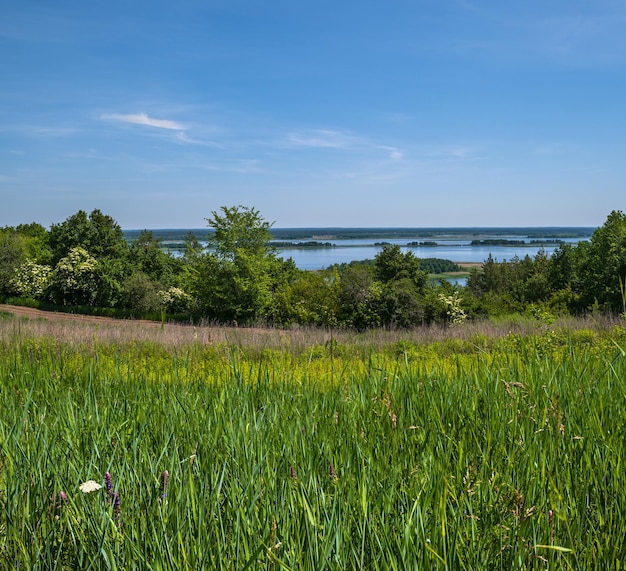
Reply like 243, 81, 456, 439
122, 226, 593, 245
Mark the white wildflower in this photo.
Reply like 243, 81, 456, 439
79, 480, 102, 493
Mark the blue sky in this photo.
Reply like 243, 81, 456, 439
1, 0, 625, 229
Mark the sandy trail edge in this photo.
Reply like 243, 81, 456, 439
0, 304, 172, 328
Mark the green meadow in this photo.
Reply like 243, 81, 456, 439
1, 313, 625, 569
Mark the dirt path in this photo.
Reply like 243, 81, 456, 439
0, 303, 307, 348
0, 304, 166, 327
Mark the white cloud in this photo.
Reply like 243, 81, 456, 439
202, 159, 261, 174
380, 146, 404, 161
431, 146, 482, 160
175, 131, 215, 146
101, 111, 216, 146
102, 112, 184, 130
286, 129, 406, 162
287, 129, 354, 149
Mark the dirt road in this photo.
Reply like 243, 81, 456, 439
0, 303, 165, 327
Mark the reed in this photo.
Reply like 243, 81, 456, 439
0, 314, 624, 568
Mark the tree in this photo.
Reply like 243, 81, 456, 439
183, 231, 203, 262
269, 270, 339, 326
373, 245, 429, 328
48, 209, 128, 264
380, 278, 426, 327
193, 206, 280, 323
374, 244, 427, 288
0, 230, 28, 298
119, 271, 161, 312
208, 205, 274, 260
46, 210, 131, 307
337, 265, 383, 329
582, 210, 626, 312
0, 224, 51, 298
48, 247, 100, 306
14, 222, 51, 263
128, 230, 180, 284
8, 260, 52, 300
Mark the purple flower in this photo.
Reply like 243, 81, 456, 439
329, 463, 337, 481
56, 491, 68, 511
105, 471, 114, 503
548, 509, 555, 543
113, 492, 121, 525
160, 470, 170, 501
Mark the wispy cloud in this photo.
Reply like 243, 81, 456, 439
101, 112, 184, 130
380, 146, 404, 161
286, 128, 406, 163
100, 111, 217, 146
287, 129, 355, 149
202, 159, 262, 174
425, 145, 483, 161
0, 125, 80, 138
175, 131, 216, 147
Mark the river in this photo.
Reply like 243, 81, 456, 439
274, 237, 587, 270
130, 227, 593, 272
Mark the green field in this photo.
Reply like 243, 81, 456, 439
1, 314, 625, 569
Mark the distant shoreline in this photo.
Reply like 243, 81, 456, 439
123, 226, 595, 242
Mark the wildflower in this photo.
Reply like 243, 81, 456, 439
329, 463, 338, 482
548, 509, 555, 543
105, 471, 114, 503
54, 491, 68, 514
51, 491, 69, 521
159, 470, 170, 502
113, 492, 121, 526
105, 472, 113, 493
79, 480, 102, 493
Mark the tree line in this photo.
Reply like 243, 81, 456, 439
1, 206, 625, 327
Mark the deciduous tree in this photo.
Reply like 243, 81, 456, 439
48, 209, 128, 264
193, 206, 279, 323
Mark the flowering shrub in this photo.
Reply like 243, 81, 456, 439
49, 246, 99, 305
9, 260, 53, 299
438, 291, 467, 325
157, 286, 193, 313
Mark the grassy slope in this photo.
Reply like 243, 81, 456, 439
0, 313, 625, 569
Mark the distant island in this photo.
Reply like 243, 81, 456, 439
123, 227, 595, 247
270, 241, 335, 249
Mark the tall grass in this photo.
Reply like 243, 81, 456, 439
0, 316, 625, 569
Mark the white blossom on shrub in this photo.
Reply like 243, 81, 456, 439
50, 246, 99, 305
438, 291, 467, 325
157, 286, 192, 313
9, 260, 53, 299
